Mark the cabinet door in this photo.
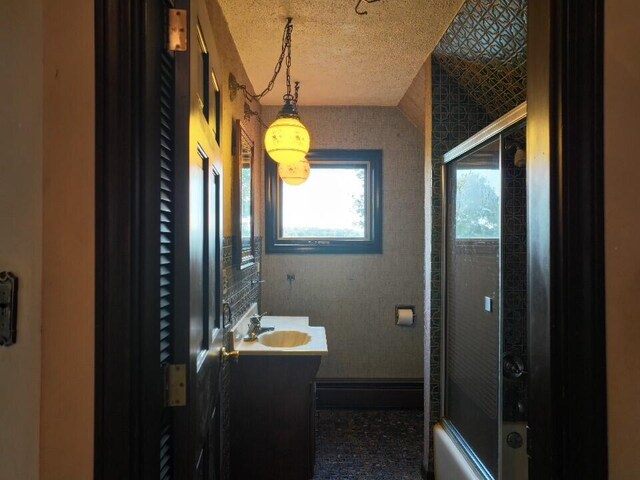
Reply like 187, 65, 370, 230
231, 356, 321, 480
309, 381, 317, 478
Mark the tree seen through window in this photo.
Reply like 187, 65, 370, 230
455, 169, 500, 239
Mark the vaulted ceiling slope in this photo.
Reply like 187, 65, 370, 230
433, 0, 527, 120
216, 0, 466, 106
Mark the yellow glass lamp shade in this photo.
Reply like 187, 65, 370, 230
264, 116, 310, 164
278, 159, 311, 186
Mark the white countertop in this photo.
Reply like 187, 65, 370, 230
231, 315, 328, 356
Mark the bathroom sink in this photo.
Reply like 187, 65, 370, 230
231, 313, 327, 355
258, 330, 312, 348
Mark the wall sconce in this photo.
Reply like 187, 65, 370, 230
228, 18, 311, 185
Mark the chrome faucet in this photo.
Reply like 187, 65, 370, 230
244, 312, 274, 341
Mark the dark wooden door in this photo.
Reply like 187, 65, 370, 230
96, 0, 225, 478
184, 0, 224, 477
187, 152, 223, 480
527, 0, 606, 477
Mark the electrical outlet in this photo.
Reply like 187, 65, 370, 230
0, 272, 18, 347
0, 284, 10, 305
0, 307, 10, 345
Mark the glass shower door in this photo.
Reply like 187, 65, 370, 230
443, 138, 502, 478
441, 106, 528, 480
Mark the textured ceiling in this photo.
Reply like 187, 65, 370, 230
216, 0, 465, 106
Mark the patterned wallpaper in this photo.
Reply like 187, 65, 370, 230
501, 126, 528, 423
261, 105, 425, 381
222, 236, 262, 324
432, 0, 527, 120
427, 0, 527, 472
429, 58, 492, 426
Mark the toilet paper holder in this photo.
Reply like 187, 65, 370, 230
395, 304, 416, 327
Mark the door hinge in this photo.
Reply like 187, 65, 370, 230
168, 9, 188, 52
164, 364, 187, 407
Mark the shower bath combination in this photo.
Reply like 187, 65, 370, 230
436, 103, 528, 480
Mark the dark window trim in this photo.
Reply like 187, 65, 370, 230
265, 149, 383, 254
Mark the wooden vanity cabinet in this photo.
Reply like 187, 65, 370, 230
230, 355, 321, 480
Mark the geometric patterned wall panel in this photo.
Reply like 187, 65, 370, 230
433, 0, 527, 121
221, 236, 263, 479
430, 57, 492, 425
501, 126, 528, 423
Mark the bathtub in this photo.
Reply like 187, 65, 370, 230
434, 423, 480, 480
434, 422, 528, 480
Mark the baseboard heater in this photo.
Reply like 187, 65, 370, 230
315, 379, 424, 409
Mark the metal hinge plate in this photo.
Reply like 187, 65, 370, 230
168, 9, 188, 52
165, 364, 187, 407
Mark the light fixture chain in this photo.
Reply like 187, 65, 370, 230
284, 25, 293, 101
235, 18, 294, 103
294, 81, 300, 106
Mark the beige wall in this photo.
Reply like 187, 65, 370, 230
33, 1, 259, 475
40, 0, 95, 478
605, 0, 640, 478
1, 1, 95, 477
0, 1, 43, 479
261, 106, 425, 379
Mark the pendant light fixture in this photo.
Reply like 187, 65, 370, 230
229, 18, 311, 178
263, 19, 310, 166
278, 159, 311, 186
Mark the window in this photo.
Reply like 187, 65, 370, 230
454, 168, 500, 239
266, 150, 382, 254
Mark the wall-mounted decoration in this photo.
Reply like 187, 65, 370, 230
232, 119, 255, 268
